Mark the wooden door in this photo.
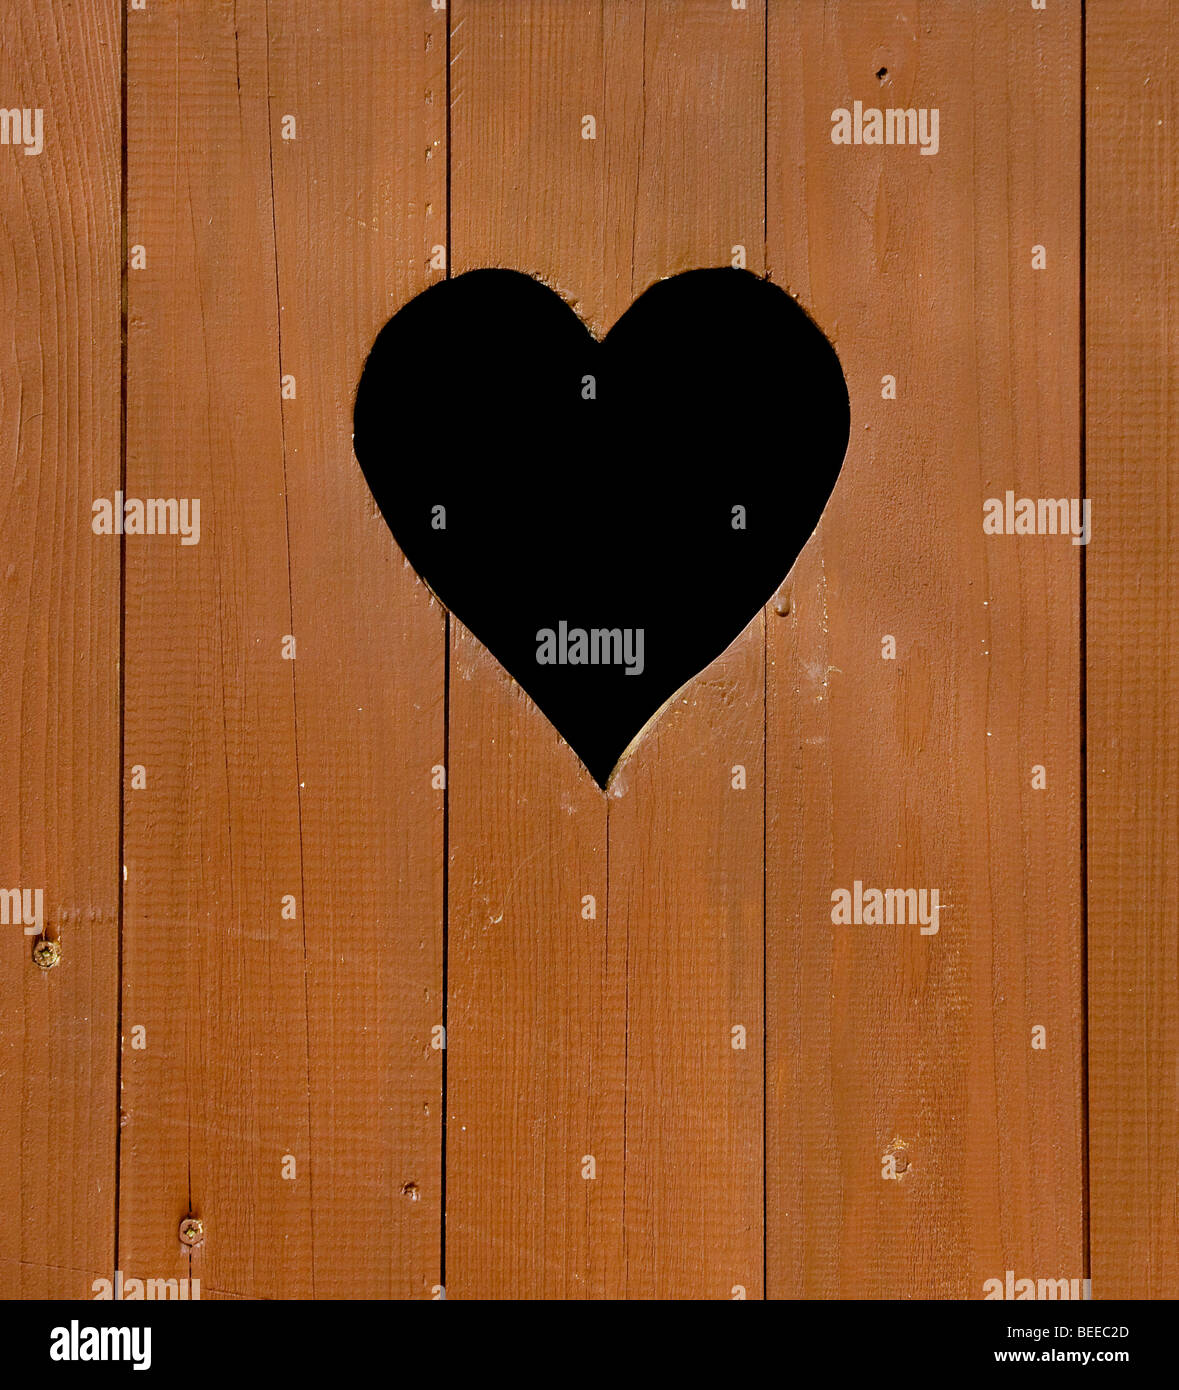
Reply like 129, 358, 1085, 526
0, 0, 1175, 1304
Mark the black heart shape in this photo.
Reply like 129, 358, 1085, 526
354, 267, 849, 787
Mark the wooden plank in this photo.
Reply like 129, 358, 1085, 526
264, 0, 447, 1299
0, 1260, 108, 1301
0, 0, 121, 1300
604, 0, 766, 1300
447, 0, 764, 1300
1087, 0, 1179, 1300
121, 0, 311, 1299
446, 631, 619, 1299
766, 1, 1085, 1297
445, 0, 621, 1300
609, 620, 765, 1300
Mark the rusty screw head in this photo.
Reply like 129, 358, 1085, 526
178, 1216, 205, 1247
32, 938, 61, 970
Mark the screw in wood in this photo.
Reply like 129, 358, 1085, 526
32, 938, 61, 970
178, 1216, 205, 1247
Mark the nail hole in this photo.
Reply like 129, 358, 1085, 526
876, 66, 888, 82
401, 1181, 421, 1202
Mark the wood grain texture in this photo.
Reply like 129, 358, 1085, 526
446, 629, 620, 1298
122, 0, 311, 1299
445, 0, 619, 1299
446, 0, 764, 1299
265, 0, 446, 1301
0, 0, 121, 1300
609, 618, 765, 1300
8, 0, 1177, 1305
766, 0, 1084, 1298
1087, 0, 1179, 1300
605, 0, 766, 1300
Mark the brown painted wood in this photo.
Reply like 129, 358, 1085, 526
0, 1260, 105, 1301
605, 0, 766, 1300
0, 0, 121, 1301
264, 0, 447, 1301
122, 0, 312, 1299
609, 618, 765, 1300
1087, 0, 1179, 1301
8, 0, 1179, 1307
445, 0, 620, 1299
446, 0, 764, 1300
446, 627, 621, 1299
765, 0, 1085, 1298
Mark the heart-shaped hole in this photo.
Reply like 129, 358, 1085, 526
354, 267, 849, 787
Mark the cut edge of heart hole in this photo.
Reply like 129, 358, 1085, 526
602, 611, 765, 796
353, 265, 851, 791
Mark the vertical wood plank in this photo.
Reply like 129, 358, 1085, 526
264, 0, 447, 1299
605, 0, 766, 1301
446, 0, 621, 1300
0, 0, 121, 1299
1087, 0, 1179, 1300
122, 0, 312, 1299
446, 636, 619, 1298
766, 0, 1084, 1298
447, 0, 765, 1300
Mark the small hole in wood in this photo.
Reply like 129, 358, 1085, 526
876, 66, 888, 82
